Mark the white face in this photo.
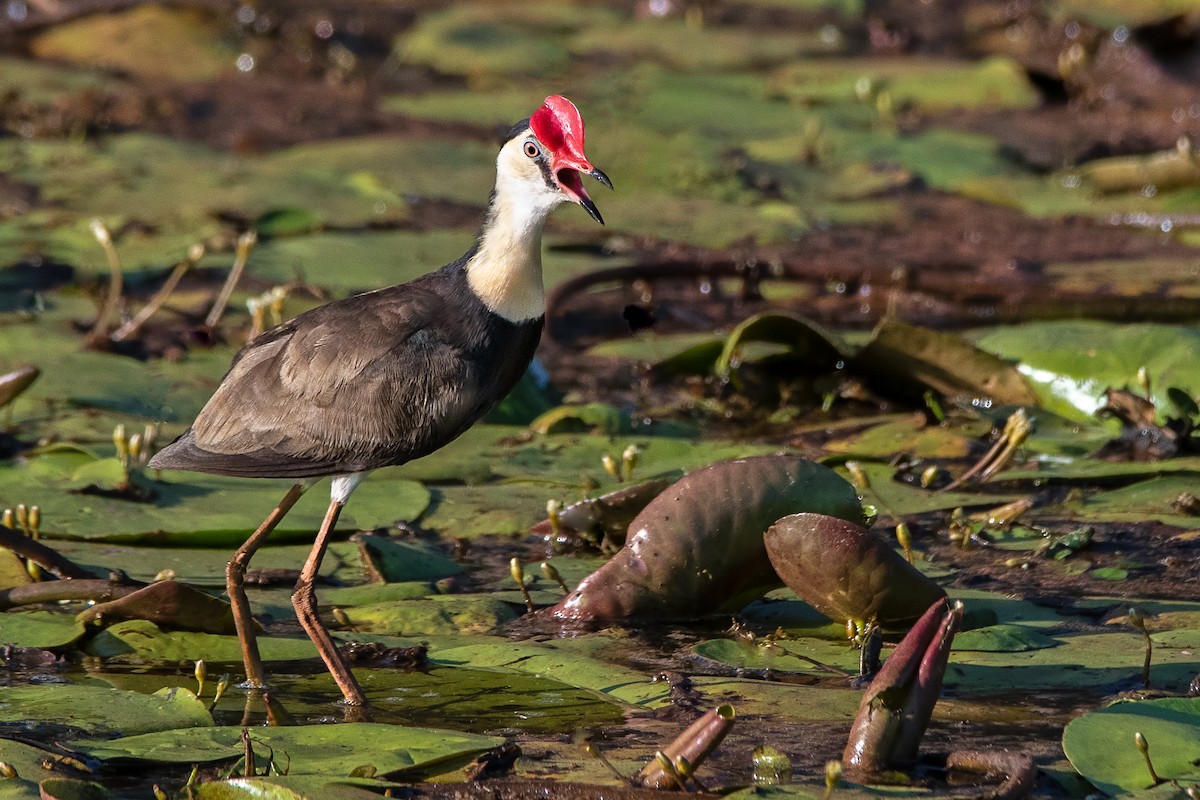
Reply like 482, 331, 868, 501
493, 129, 568, 227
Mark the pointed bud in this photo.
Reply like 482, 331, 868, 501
621, 444, 641, 480
28, 505, 40, 539
920, 465, 939, 488
895, 522, 913, 563
845, 461, 869, 490
2, 508, 13, 529
601, 454, 620, 480
90, 218, 111, 245
823, 759, 843, 800
540, 561, 569, 593
194, 659, 207, 697
15, 504, 28, 534
113, 423, 129, 464
0, 761, 16, 778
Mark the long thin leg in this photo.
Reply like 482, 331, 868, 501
228, 482, 307, 689
293, 498, 366, 706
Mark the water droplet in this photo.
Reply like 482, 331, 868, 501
314, 19, 334, 39
1112, 26, 1129, 43
1161, 220, 1173, 233
236, 53, 255, 72
6, 1, 28, 22
235, 3, 255, 24
648, 0, 671, 17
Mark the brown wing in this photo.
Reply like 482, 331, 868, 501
151, 281, 485, 477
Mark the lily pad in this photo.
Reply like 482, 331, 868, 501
1063, 697, 1200, 796
0, 609, 86, 649
354, 535, 463, 583
338, 595, 516, 636
29, 5, 235, 82
976, 322, 1200, 422
67, 723, 503, 778
0, 685, 211, 735
82, 618, 321, 663
429, 638, 672, 708
195, 777, 403, 800
952, 624, 1058, 652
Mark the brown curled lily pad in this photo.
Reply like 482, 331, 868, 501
763, 513, 945, 627
546, 456, 864, 624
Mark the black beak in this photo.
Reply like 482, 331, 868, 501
590, 167, 613, 191
580, 168, 612, 225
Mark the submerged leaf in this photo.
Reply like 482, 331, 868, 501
0, 685, 211, 735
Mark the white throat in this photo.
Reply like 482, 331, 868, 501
467, 135, 565, 323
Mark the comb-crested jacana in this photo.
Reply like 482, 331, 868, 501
150, 95, 611, 706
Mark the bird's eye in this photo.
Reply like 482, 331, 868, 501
523, 140, 540, 158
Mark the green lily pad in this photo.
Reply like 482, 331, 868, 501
976, 322, 1200, 423
0, 610, 86, 648
0, 739, 60, 796
355, 535, 463, 583
824, 415, 979, 459
195, 777, 402, 800
29, 5, 235, 82
36, 779, 112, 800
339, 595, 516, 636
952, 624, 1058, 652
844, 461, 1022, 517
82, 618, 321, 663
691, 637, 860, 676
429, 638, 672, 708
1063, 697, 1200, 796
1, 460, 431, 544
67, 723, 503, 778
769, 56, 1038, 111
0, 685, 211, 735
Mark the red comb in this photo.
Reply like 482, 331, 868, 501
530, 95, 588, 163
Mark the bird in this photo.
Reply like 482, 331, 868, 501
150, 95, 611, 706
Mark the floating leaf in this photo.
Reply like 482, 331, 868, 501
195, 777, 402, 800
976, 322, 1200, 422
0, 685, 211, 736
354, 535, 463, 583
82, 619, 320, 663
0, 609, 85, 648
37, 779, 112, 800
1063, 697, 1200, 796
338, 595, 516, 636
952, 624, 1058, 652
67, 723, 503, 778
